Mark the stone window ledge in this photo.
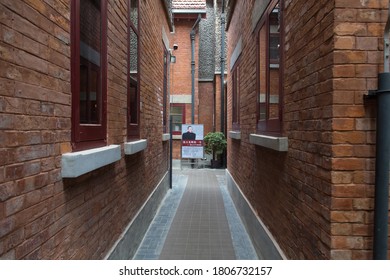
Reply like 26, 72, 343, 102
124, 139, 148, 155
228, 131, 241, 140
61, 145, 121, 178
172, 134, 182, 140
162, 133, 170, 141
249, 134, 288, 152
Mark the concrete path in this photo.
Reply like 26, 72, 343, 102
133, 169, 257, 260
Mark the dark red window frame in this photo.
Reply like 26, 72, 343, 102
171, 103, 186, 135
231, 57, 241, 131
71, 0, 108, 151
256, 0, 284, 135
127, 0, 140, 140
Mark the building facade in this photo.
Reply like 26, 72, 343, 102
0, 0, 173, 259
226, 0, 389, 259
2, 0, 389, 261
170, 0, 227, 160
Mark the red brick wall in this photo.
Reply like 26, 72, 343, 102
227, 0, 389, 259
198, 81, 214, 135
282, 0, 335, 259
139, 0, 170, 171
170, 18, 200, 124
172, 81, 214, 160
171, 18, 199, 102
0, 0, 170, 259
170, 17, 201, 159
227, 0, 261, 254
330, 0, 386, 259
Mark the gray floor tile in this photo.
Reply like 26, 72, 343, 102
134, 169, 258, 260
133, 174, 187, 260
159, 170, 236, 260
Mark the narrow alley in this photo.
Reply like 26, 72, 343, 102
1, 0, 389, 262
134, 167, 258, 260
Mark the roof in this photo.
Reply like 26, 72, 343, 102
172, 0, 206, 10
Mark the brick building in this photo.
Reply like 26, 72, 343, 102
0, 0, 174, 259
2, 0, 389, 261
170, 0, 226, 159
226, 0, 389, 259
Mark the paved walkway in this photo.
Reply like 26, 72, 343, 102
133, 168, 258, 260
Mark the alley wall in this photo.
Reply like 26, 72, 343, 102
0, 0, 172, 259
226, 0, 388, 259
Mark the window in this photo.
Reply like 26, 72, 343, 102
257, 0, 283, 134
163, 46, 169, 133
171, 104, 185, 135
128, 0, 140, 139
71, 0, 107, 151
232, 60, 240, 130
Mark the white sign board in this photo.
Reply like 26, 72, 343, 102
181, 124, 204, 159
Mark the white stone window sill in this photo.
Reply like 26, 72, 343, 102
172, 134, 182, 140
249, 134, 288, 152
124, 139, 147, 155
162, 133, 170, 141
228, 131, 241, 140
61, 145, 121, 178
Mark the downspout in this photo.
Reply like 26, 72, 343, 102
190, 14, 202, 124
169, 50, 172, 189
369, 1, 390, 260
220, 0, 226, 134
220, 0, 226, 167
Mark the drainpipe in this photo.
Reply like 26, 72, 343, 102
220, 0, 226, 134
190, 14, 202, 124
220, 0, 226, 167
369, 2, 390, 260
373, 73, 390, 260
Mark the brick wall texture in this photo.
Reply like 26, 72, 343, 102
198, 82, 214, 135
171, 19, 199, 100
170, 18, 200, 158
0, 0, 171, 259
227, 0, 389, 259
170, 2, 225, 159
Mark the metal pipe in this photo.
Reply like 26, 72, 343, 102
384, 3, 390, 72
190, 14, 202, 124
219, 0, 226, 167
220, 0, 226, 134
169, 115, 173, 189
372, 1, 390, 259
373, 73, 390, 260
